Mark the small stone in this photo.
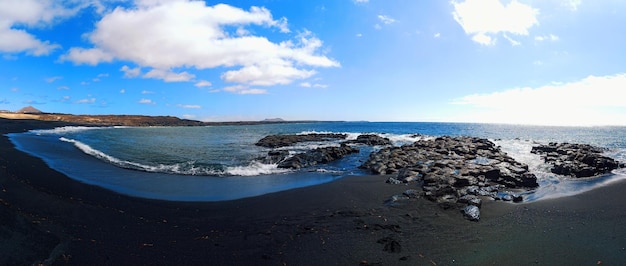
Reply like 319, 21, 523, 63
462, 205, 480, 221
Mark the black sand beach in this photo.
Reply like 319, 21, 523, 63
2, 118, 626, 265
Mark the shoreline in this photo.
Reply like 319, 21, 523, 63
2, 118, 626, 265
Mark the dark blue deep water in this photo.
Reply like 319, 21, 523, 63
7, 122, 626, 201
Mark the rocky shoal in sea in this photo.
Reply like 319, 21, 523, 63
256, 133, 624, 221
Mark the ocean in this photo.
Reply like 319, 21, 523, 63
7, 122, 626, 201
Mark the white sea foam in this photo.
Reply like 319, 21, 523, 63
32, 126, 109, 135
295, 130, 428, 147
225, 162, 290, 176
59, 137, 222, 176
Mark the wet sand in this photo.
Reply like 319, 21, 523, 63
1, 118, 625, 265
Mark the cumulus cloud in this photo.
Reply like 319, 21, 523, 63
452, 74, 626, 126
0, 0, 80, 55
143, 69, 195, 82
61, 1, 338, 87
120, 65, 142, 78
452, 0, 538, 46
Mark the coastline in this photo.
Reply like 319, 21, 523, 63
2, 118, 626, 265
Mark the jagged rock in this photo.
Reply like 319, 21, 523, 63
362, 136, 537, 208
277, 144, 359, 169
256, 133, 348, 148
457, 195, 482, 207
344, 134, 392, 146
462, 205, 480, 221
531, 142, 623, 178
386, 177, 402, 185
403, 189, 423, 198
258, 150, 289, 164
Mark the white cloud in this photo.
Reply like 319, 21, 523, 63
120, 89, 126, 94
62, 47, 114, 65
141, 90, 154, 94
434, 33, 441, 38
356, 33, 363, 37
471, 33, 494, 45
143, 69, 195, 82
61, 1, 338, 87
452, 0, 539, 46
194, 80, 212, 87
378, 15, 398, 25
503, 34, 521, 46
177, 104, 201, 109
452, 73, 626, 126
139, 98, 156, 104
57, 86, 70, 90
0, 0, 80, 55
76, 98, 96, 104
535, 34, 559, 42
221, 64, 315, 86
563, 0, 581, 11
353, 0, 369, 3
223, 85, 267, 94
120, 65, 142, 78
300, 82, 327, 88
46, 76, 62, 83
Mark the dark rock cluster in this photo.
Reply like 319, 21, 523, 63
531, 142, 623, 178
255, 133, 348, 148
360, 136, 539, 221
256, 133, 393, 169
256, 133, 624, 222
277, 144, 360, 169
344, 134, 392, 146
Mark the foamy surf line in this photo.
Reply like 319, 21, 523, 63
523, 170, 626, 202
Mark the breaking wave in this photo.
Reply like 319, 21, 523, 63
59, 137, 287, 176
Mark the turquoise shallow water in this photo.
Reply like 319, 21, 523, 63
8, 122, 626, 201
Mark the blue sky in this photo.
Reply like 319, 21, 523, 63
1, 0, 626, 126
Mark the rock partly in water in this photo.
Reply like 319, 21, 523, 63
343, 134, 392, 146
257, 150, 290, 164
531, 142, 624, 178
255, 133, 348, 148
277, 144, 359, 169
361, 136, 538, 202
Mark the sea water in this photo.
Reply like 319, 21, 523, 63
7, 122, 626, 201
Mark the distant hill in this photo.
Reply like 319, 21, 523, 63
262, 118, 285, 122
16, 106, 43, 114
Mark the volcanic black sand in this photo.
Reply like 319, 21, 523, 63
1, 118, 626, 265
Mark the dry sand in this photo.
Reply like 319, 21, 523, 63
1, 118, 625, 265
